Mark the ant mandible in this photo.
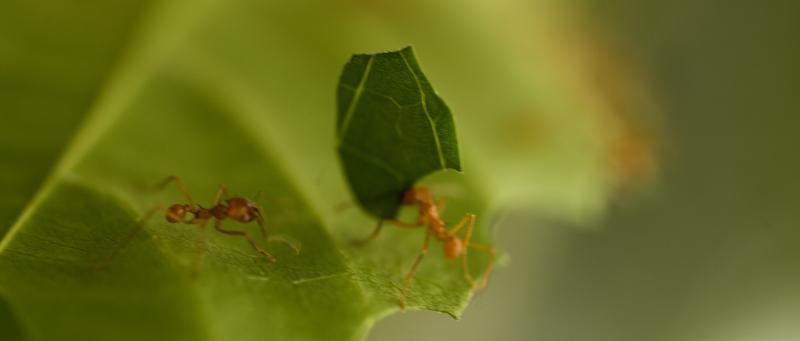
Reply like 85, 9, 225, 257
354, 186, 496, 309
97, 176, 300, 274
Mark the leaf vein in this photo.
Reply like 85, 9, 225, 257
339, 56, 375, 139
399, 51, 446, 169
339, 143, 404, 183
292, 272, 349, 285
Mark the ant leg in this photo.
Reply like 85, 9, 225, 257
446, 214, 478, 286
250, 201, 300, 253
334, 191, 395, 214
447, 213, 475, 235
211, 184, 229, 206
384, 219, 424, 229
94, 205, 162, 269
353, 217, 424, 247
155, 176, 195, 205
191, 219, 210, 277
399, 230, 432, 310
252, 190, 298, 241
256, 212, 268, 241
436, 198, 447, 215
251, 196, 271, 242
250, 190, 270, 240
352, 220, 384, 246
214, 219, 277, 263
466, 242, 497, 290
267, 234, 301, 254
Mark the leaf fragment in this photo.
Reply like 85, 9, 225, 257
336, 46, 461, 219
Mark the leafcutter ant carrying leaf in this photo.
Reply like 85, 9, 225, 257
353, 187, 496, 309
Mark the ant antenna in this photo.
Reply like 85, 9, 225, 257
154, 176, 195, 205
252, 190, 264, 203
93, 205, 161, 269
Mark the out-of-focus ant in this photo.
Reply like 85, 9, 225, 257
97, 176, 300, 274
354, 186, 496, 309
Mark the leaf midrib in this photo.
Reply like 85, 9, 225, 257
0, 1, 224, 340
173, 52, 376, 335
0, 0, 221, 254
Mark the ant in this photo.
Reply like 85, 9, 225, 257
97, 176, 300, 274
354, 186, 496, 309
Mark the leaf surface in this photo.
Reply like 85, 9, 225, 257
0, 2, 495, 340
0, 0, 151, 237
336, 47, 461, 218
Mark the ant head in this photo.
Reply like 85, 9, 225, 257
401, 187, 431, 205
226, 197, 260, 223
443, 236, 463, 259
165, 204, 189, 223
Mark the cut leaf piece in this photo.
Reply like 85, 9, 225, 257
336, 46, 461, 219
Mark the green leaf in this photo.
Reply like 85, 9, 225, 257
0, 2, 496, 340
0, 0, 149, 237
0, 291, 27, 341
0, 77, 371, 340
336, 47, 461, 219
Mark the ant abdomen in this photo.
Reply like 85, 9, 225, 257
444, 237, 463, 259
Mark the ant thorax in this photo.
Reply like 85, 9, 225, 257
419, 203, 443, 228
190, 206, 212, 221
210, 204, 227, 220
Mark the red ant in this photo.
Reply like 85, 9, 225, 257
97, 176, 300, 274
354, 186, 496, 309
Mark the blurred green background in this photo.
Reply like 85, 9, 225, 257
370, 1, 800, 340
2, 0, 798, 340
